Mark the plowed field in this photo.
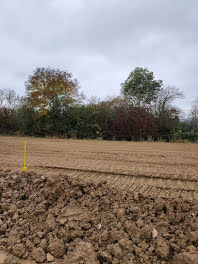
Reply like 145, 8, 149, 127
1, 136, 198, 264
1, 136, 198, 201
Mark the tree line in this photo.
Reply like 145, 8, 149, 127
0, 67, 198, 142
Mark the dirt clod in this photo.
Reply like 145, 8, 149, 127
12, 243, 26, 258
156, 237, 170, 260
187, 245, 197, 252
0, 170, 198, 264
48, 239, 65, 258
65, 241, 98, 264
32, 247, 46, 263
173, 251, 198, 264
46, 253, 54, 262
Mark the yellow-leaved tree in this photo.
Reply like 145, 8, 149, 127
25, 67, 82, 117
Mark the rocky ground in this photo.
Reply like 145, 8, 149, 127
0, 170, 198, 264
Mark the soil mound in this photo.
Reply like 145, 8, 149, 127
0, 170, 198, 264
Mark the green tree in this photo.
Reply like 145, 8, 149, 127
15, 98, 35, 135
75, 104, 100, 139
121, 67, 162, 107
97, 97, 119, 139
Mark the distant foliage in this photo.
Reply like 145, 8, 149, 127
171, 129, 198, 142
0, 89, 20, 134
0, 67, 197, 142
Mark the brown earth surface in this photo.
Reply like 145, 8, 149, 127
0, 136, 198, 200
0, 136, 198, 263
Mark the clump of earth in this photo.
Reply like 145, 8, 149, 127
0, 170, 198, 264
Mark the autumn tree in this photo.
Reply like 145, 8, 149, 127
111, 105, 157, 141
121, 67, 163, 107
25, 67, 82, 117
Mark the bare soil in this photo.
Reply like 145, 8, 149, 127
0, 136, 198, 263
0, 136, 198, 200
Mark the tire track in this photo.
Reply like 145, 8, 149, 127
56, 151, 198, 168
36, 165, 198, 200
36, 165, 198, 183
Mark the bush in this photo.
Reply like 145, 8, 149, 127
171, 129, 198, 142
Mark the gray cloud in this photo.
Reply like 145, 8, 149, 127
0, 0, 197, 114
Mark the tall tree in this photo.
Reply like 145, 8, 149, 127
154, 85, 184, 117
121, 67, 163, 107
0, 89, 20, 134
25, 67, 82, 117
0, 88, 20, 109
190, 98, 198, 129
152, 85, 184, 140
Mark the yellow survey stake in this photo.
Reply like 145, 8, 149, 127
22, 141, 27, 172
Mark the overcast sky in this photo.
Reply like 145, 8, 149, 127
0, 0, 197, 114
